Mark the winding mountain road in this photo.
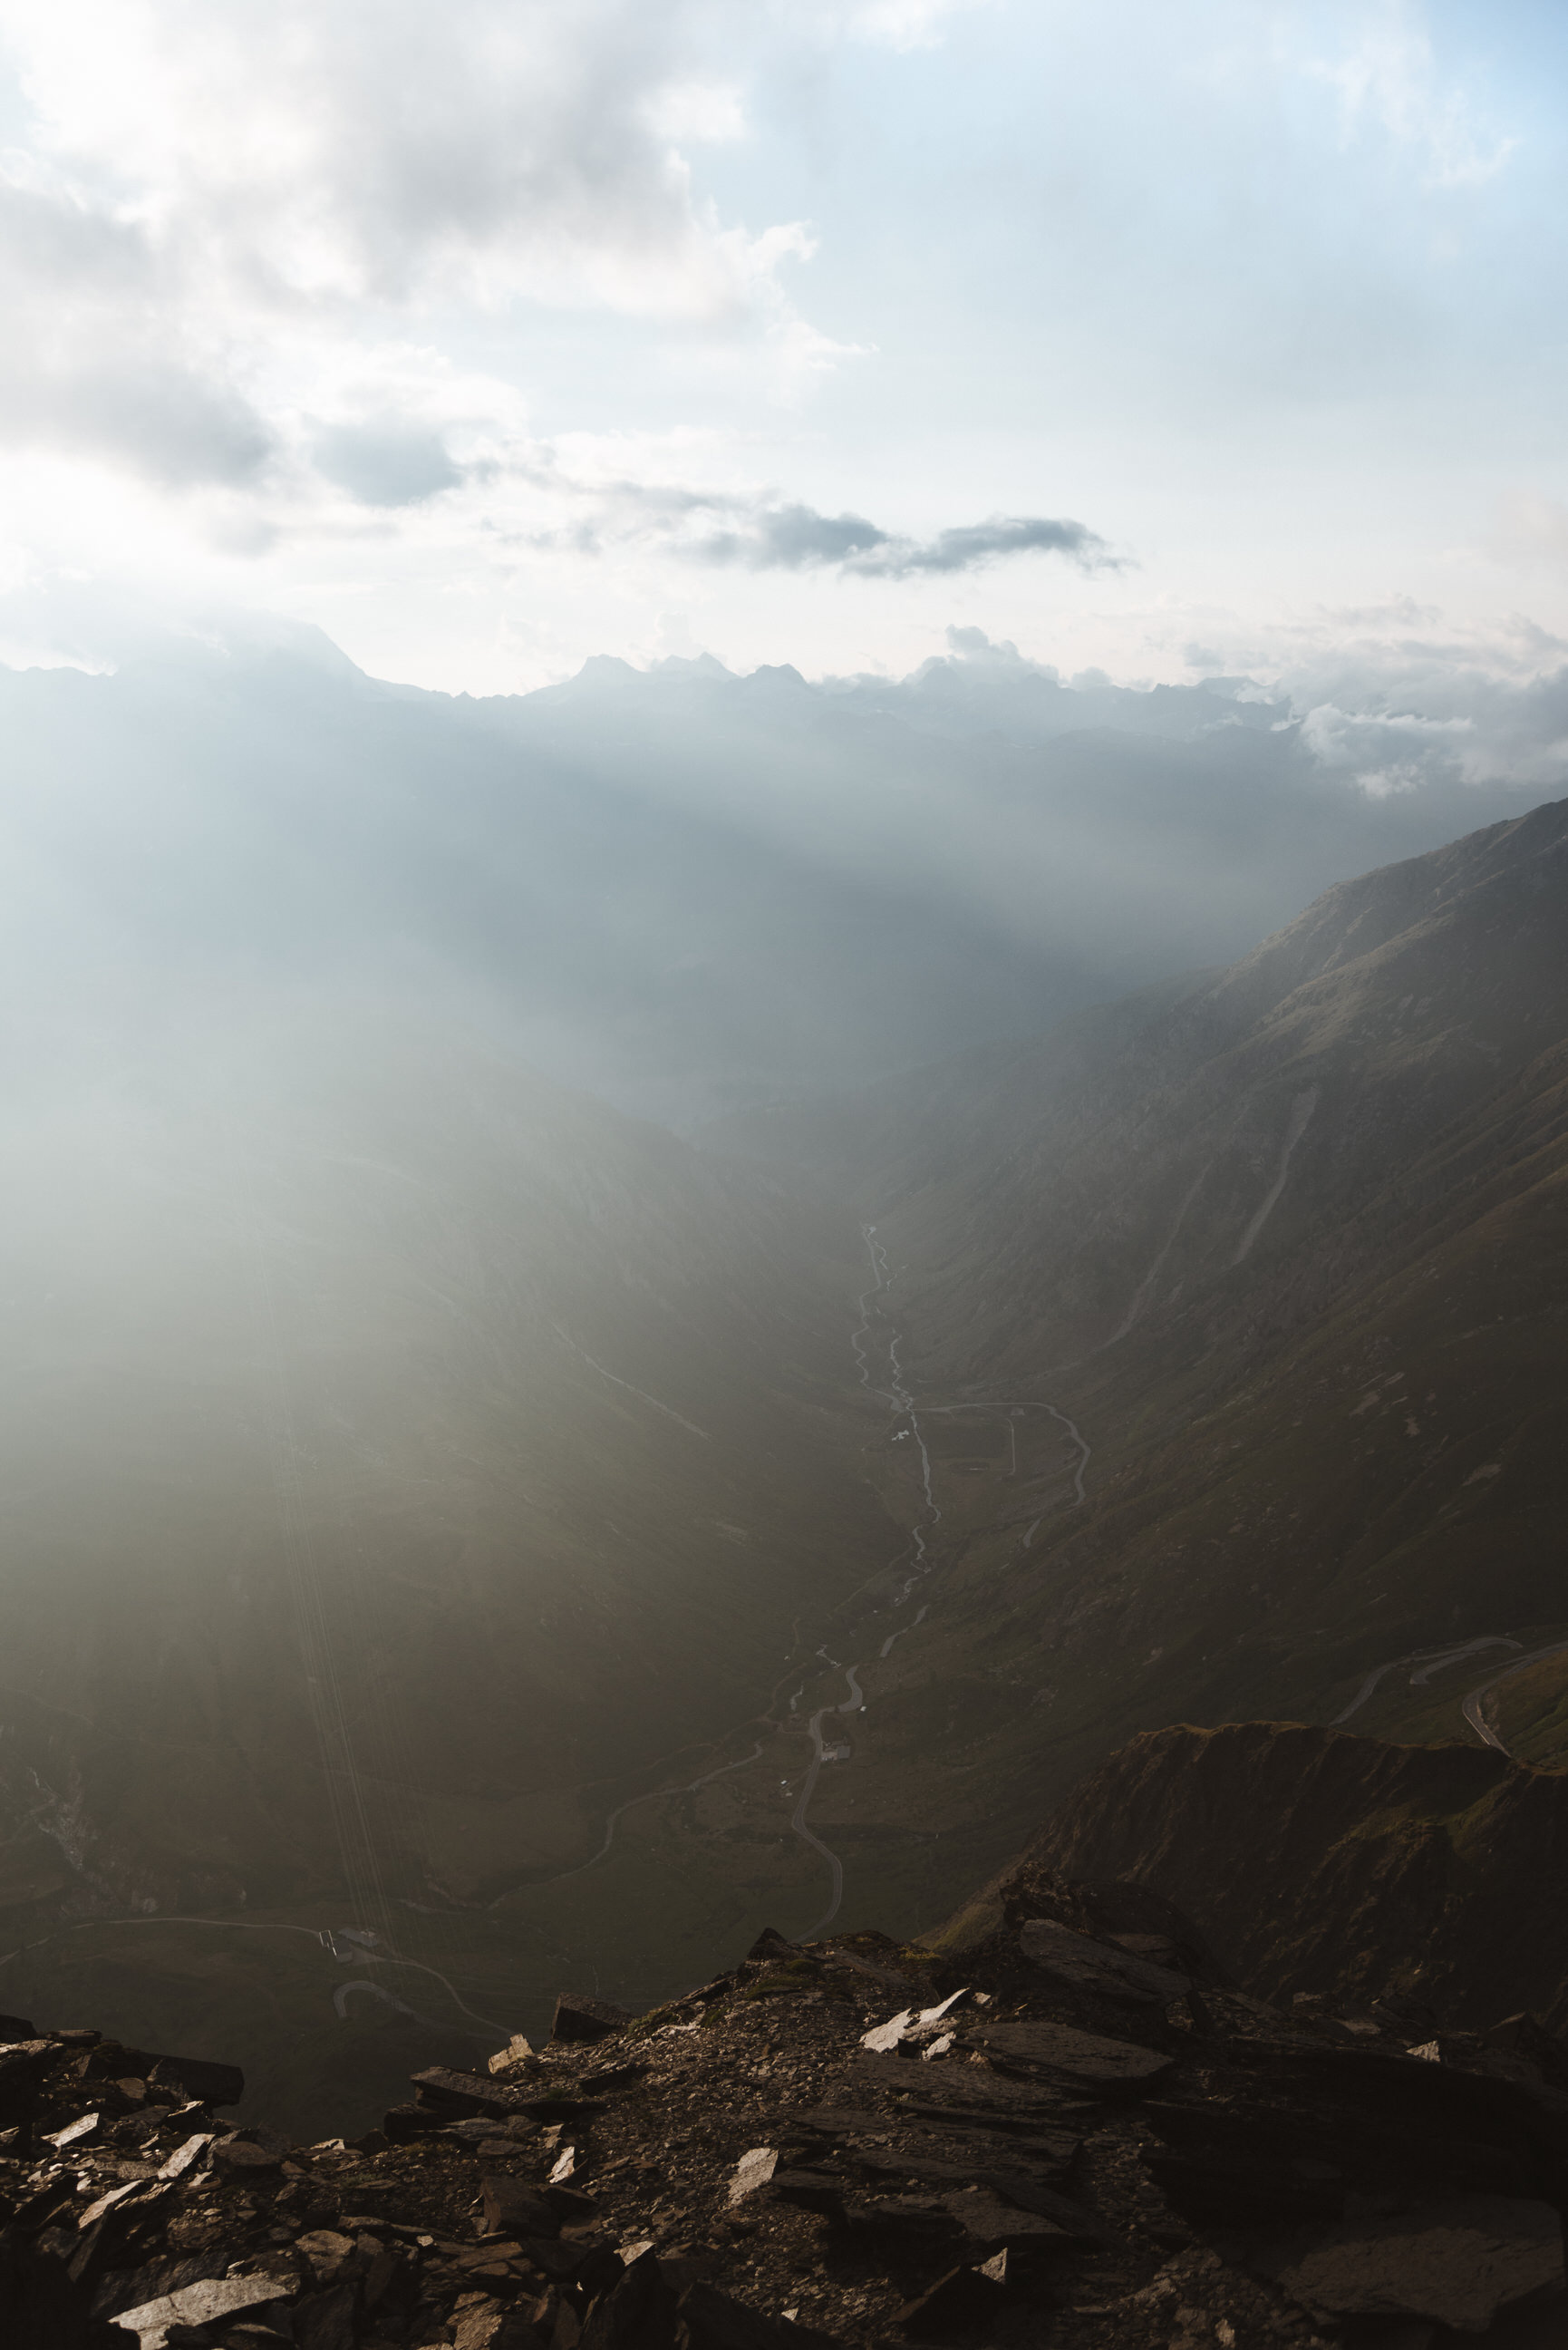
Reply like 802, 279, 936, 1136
790, 1662, 866, 1934
1460, 1640, 1568, 1754
1328, 1630, 1568, 1759
1331, 1636, 1523, 1726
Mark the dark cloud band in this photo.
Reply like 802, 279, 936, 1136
692, 501, 1113, 576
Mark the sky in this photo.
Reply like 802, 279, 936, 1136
2, 0, 1567, 694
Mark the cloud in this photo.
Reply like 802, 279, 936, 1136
1310, 3, 1518, 191
1174, 602, 1568, 796
0, 180, 274, 486
0, 0, 818, 318
312, 422, 465, 508
693, 502, 1113, 576
492, 456, 1116, 582
0, 0, 906, 506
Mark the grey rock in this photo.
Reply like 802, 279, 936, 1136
1245, 2195, 1566, 2330
145, 2057, 244, 2110
211, 2138, 282, 2177
890, 2264, 1004, 2340
550, 1996, 633, 2047
942, 2188, 1074, 2254
411, 2066, 530, 2120
294, 2282, 357, 2350
1018, 1918, 1190, 2005
105, 2265, 295, 2347
580, 2247, 677, 2347
482, 2175, 561, 2238
676, 2275, 842, 2346
965, 2019, 1176, 2098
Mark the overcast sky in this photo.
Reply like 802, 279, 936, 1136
2, 0, 1566, 693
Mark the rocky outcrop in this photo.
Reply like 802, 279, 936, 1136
1021, 1720, 1568, 2030
4, 1875, 1567, 2348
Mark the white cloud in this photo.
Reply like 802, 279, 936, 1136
0, 171, 274, 484
0, 0, 818, 316
0, 0, 996, 541
1309, 1, 1517, 190
0, 0, 894, 510
820, 0, 990, 53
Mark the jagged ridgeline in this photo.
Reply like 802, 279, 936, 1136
0, 764, 1565, 2149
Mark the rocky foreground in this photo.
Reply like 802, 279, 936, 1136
3, 1864, 1565, 2349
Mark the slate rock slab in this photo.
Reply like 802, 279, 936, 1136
482, 2175, 560, 2238
1244, 2195, 1566, 2331
412, 2065, 530, 2120
105, 2262, 295, 2345
853, 2054, 1084, 2128
891, 2263, 1005, 2342
965, 2020, 1175, 2099
943, 2187, 1075, 2254
552, 1994, 633, 2045
145, 2054, 244, 2109
1018, 1918, 1189, 2005
678, 2274, 844, 2347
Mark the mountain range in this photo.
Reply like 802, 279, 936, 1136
0, 631, 1563, 2145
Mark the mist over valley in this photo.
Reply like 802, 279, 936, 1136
5, 8, 1568, 2338
1, 626, 1563, 2147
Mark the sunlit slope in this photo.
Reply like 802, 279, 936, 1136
796, 797, 1568, 1373
0, 1009, 896, 1948
720, 798, 1568, 1837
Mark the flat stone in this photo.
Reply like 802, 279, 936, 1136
892, 2264, 1005, 2340
966, 2020, 1174, 2099
295, 2281, 358, 2350
943, 2188, 1075, 2253
728, 2146, 778, 2204
578, 2245, 677, 2346
1247, 2196, 1566, 2330
211, 2136, 282, 2173
769, 2167, 847, 2220
382, 2100, 451, 2141
452, 2300, 528, 2350
576, 2059, 648, 2095
295, 2228, 356, 2283
145, 2055, 245, 2110
157, 2134, 213, 2181
677, 2275, 843, 2347
46, 2111, 102, 2149
107, 2265, 295, 2347
861, 2010, 914, 2054
843, 2190, 960, 2240
849, 2149, 1102, 2235
854, 2054, 1079, 2125
546, 2183, 601, 2225
412, 2065, 530, 2120
1018, 1918, 1189, 2005
551, 1994, 632, 2046
482, 2175, 560, 2238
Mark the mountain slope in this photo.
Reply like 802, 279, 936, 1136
1021, 1719, 1568, 2031
700, 799, 1568, 1904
